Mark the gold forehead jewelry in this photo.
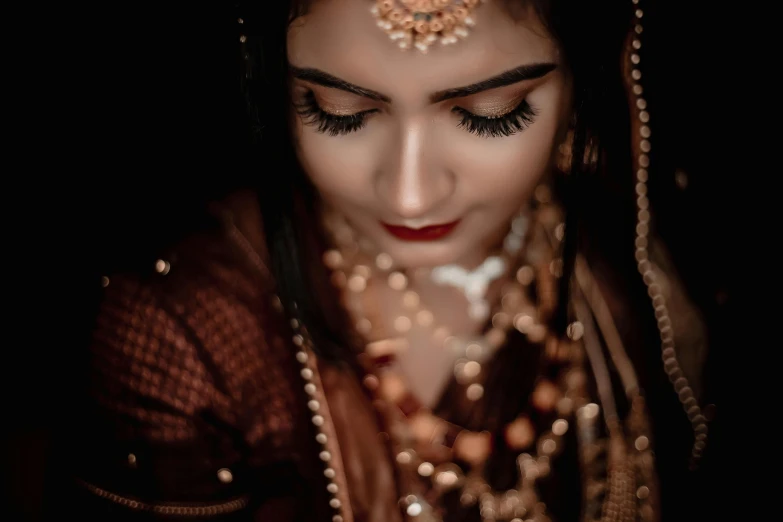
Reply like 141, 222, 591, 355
371, 0, 487, 53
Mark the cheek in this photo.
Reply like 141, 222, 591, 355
453, 125, 558, 207
295, 125, 376, 205
452, 96, 564, 208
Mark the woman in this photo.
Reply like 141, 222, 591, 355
47, 1, 711, 521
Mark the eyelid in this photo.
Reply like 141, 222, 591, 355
319, 105, 373, 117
454, 94, 527, 118
450, 83, 531, 116
320, 106, 378, 119
302, 83, 378, 113
458, 97, 525, 119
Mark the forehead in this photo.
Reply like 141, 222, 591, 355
288, 0, 558, 97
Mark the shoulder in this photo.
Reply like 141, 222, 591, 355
60, 192, 316, 512
89, 189, 303, 445
63, 277, 311, 517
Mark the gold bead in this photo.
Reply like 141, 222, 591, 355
505, 416, 535, 449
540, 438, 557, 455
516, 266, 535, 285
379, 372, 407, 402
466, 383, 484, 401
403, 290, 420, 308
552, 419, 569, 436
389, 8, 404, 22
388, 271, 407, 290
348, 274, 367, 292
354, 264, 372, 279
414, 20, 429, 33
396, 450, 413, 464
417, 462, 435, 477
458, 343, 478, 360
462, 361, 481, 379
356, 318, 372, 334
514, 313, 534, 333
416, 309, 433, 326
532, 380, 559, 411
394, 315, 412, 333
492, 312, 510, 329
375, 252, 393, 270
454, 430, 491, 465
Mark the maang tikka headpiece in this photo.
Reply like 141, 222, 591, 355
371, 0, 487, 53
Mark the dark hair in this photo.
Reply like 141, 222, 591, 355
239, 0, 636, 362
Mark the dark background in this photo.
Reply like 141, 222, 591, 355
5, 1, 734, 519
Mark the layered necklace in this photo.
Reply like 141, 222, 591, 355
289, 189, 656, 522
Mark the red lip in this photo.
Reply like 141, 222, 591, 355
382, 221, 460, 241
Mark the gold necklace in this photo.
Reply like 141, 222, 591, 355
317, 197, 600, 522
269, 192, 656, 522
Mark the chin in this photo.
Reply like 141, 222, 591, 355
382, 239, 476, 270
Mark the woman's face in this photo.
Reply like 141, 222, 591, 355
288, 0, 572, 269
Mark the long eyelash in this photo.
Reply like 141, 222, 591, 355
294, 90, 373, 136
453, 100, 538, 138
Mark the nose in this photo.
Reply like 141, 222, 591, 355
376, 119, 454, 220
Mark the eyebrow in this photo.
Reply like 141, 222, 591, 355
289, 62, 557, 104
290, 66, 391, 103
430, 62, 558, 102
